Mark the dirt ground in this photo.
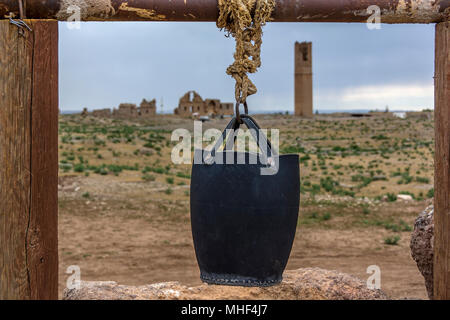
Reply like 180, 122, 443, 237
58, 174, 429, 300
58, 113, 433, 299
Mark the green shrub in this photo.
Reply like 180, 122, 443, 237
383, 223, 400, 232
73, 163, 85, 173
107, 165, 123, 175
399, 220, 412, 232
299, 155, 310, 163
142, 174, 156, 182
280, 146, 305, 154
416, 176, 430, 184
386, 193, 397, 202
59, 163, 72, 172
371, 134, 389, 140
320, 177, 338, 192
94, 166, 108, 175
322, 212, 331, 221
384, 235, 400, 245
143, 166, 168, 175
176, 172, 191, 179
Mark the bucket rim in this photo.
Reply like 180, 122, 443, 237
193, 149, 300, 160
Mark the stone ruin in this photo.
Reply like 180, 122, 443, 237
139, 99, 158, 117
174, 91, 234, 117
92, 108, 111, 118
406, 111, 433, 120
87, 98, 157, 119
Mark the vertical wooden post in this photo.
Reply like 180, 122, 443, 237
434, 21, 450, 300
0, 20, 58, 300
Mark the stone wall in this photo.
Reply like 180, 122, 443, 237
176, 91, 204, 116
88, 98, 157, 119
92, 108, 111, 118
113, 103, 138, 119
174, 91, 234, 117
220, 102, 233, 114
406, 111, 432, 120
139, 99, 157, 118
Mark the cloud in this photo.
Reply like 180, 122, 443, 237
59, 22, 434, 112
316, 83, 433, 111
341, 84, 433, 101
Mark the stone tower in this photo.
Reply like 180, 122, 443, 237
295, 42, 313, 117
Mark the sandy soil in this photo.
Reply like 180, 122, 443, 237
58, 175, 428, 300
57, 113, 433, 300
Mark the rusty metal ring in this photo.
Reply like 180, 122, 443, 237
235, 100, 249, 124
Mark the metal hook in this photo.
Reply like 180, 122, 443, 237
9, 17, 32, 37
8, 0, 32, 37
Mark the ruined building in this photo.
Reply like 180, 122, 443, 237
89, 98, 157, 119
295, 42, 313, 117
92, 108, 111, 118
139, 99, 157, 117
174, 91, 234, 117
113, 103, 138, 118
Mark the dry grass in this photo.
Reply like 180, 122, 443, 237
58, 112, 433, 299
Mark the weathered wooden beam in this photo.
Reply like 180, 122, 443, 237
434, 21, 450, 300
0, 19, 58, 300
0, 0, 448, 23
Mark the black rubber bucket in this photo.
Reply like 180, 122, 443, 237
190, 115, 300, 286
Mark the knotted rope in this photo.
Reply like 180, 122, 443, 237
217, 0, 275, 107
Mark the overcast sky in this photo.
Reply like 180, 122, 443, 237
59, 22, 434, 113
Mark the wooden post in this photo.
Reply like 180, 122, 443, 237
0, 20, 58, 299
0, 0, 448, 23
434, 21, 450, 300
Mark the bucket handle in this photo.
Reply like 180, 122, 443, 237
206, 112, 276, 164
